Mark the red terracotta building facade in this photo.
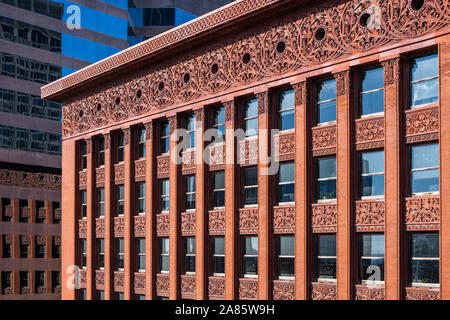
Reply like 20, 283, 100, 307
42, 0, 450, 300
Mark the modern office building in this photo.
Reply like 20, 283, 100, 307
43, 0, 449, 300
0, 0, 234, 300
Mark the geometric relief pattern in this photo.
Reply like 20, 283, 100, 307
60, 1, 450, 138
405, 106, 439, 144
405, 196, 440, 231
156, 274, 169, 297
355, 200, 385, 232
157, 155, 170, 179
96, 218, 105, 238
114, 216, 125, 237
181, 275, 196, 299
114, 271, 124, 292
208, 142, 226, 171
311, 203, 337, 233
208, 277, 225, 300
273, 206, 295, 234
181, 211, 196, 236
156, 214, 170, 236
354, 285, 384, 300
134, 273, 146, 295
355, 117, 384, 150
274, 131, 295, 161
114, 163, 125, 183
239, 208, 259, 234
273, 280, 295, 300
95, 270, 105, 290
78, 219, 87, 238
182, 150, 196, 175
311, 282, 336, 300
0, 168, 61, 190
238, 278, 258, 300
134, 215, 146, 237
208, 210, 225, 235
239, 138, 258, 166
96, 167, 105, 186
312, 125, 337, 156
78, 171, 87, 188
405, 287, 440, 300
135, 159, 146, 179
79, 269, 87, 289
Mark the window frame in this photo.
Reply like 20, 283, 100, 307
80, 239, 87, 269
98, 188, 105, 217
212, 106, 225, 144
98, 239, 104, 269
243, 166, 258, 207
116, 185, 125, 216
358, 233, 385, 285
98, 136, 105, 167
116, 132, 124, 163
212, 171, 225, 209
277, 235, 295, 280
116, 238, 124, 271
185, 114, 196, 150
278, 89, 295, 132
359, 66, 385, 118
242, 236, 258, 278
409, 232, 440, 288
184, 237, 196, 275
137, 126, 146, 159
243, 98, 258, 138
137, 238, 146, 272
211, 236, 225, 277
314, 234, 337, 283
160, 238, 169, 274
315, 157, 337, 203
316, 78, 337, 126
409, 53, 439, 109
80, 190, 87, 219
160, 179, 170, 213
278, 161, 295, 205
410, 143, 439, 196
160, 121, 170, 154
360, 150, 385, 200
80, 140, 87, 170
136, 182, 146, 216
184, 175, 196, 211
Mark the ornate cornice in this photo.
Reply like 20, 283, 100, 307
58, 0, 450, 138
0, 168, 61, 190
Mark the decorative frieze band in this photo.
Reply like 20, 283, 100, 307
157, 155, 170, 179
181, 211, 196, 236
355, 117, 384, 150
274, 131, 295, 161
135, 159, 146, 179
208, 277, 225, 300
114, 271, 124, 292
96, 218, 105, 238
182, 150, 196, 175
156, 274, 169, 297
134, 273, 146, 295
312, 125, 336, 156
312, 203, 337, 233
239, 207, 259, 234
156, 213, 170, 236
273, 206, 295, 234
96, 167, 105, 186
405, 106, 439, 144
208, 142, 226, 171
0, 169, 62, 190
134, 215, 146, 237
238, 278, 258, 300
405, 196, 440, 231
78, 219, 87, 238
208, 210, 225, 235
239, 138, 258, 166
95, 270, 105, 290
355, 200, 385, 232
79, 171, 87, 189
354, 285, 384, 300
114, 216, 125, 237
273, 280, 295, 300
311, 282, 336, 300
181, 275, 196, 299
114, 163, 125, 184
405, 287, 440, 300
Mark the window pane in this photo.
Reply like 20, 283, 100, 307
161, 256, 169, 272
411, 233, 439, 258
244, 257, 258, 275
361, 151, 384, 174
361, 67, 384, 92
214, 172, 225, 189
213, 256, 225, 274
279, 236, 294, 256
214, 107, 225, 125
318, 79, 336, 102
317, 234, 336, 256
411, 78, 439, 106
279, 162, 295, 183
411, 260, 439, 284
185, 256, 195, 272
214, 237, 225, 255
161, 180, 169, 195
245, 237, 258, 255
244, 187, 258, 205
318, 179, 336, 200
411, 54, 438, 82
362, 174, 384, 197
280, 109, 295, 131
317, 157, 336, 179
361, 234, 384, 257
186, 176, 195, 193
186, 194, 196, 210
244, 99, 258, 118
138, 239, 145, 254
412, 144, 439, 169
360, 258, 384, 281
213, 190, 225, 208
278, 257, 294, 277
317, 258, 336, 279
245, 167, 258, 186
361, 90, 384, 115
161, 238, 169, 254
317, 100, 336, 123
279, 183, 295, 203
280, 90, 294, 109
412, 169, 439, 193
244, 118, 258, 137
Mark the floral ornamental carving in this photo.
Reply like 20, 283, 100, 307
114, 272, 124, 292
79, 269, 87, 288
145, 122, 153, 140
312, 203, 337, 233
238, 278, 258, 300
382, 58, 401, 86
135, 159, 146, 178
208, 277, 225, 299
405, 106, 439, 143
114, 163, 125, 183
311, 282, 336, 300
355, 200, 385, 232
208, 142, 226, 171
405, 196, 440, 231
256, 92, 269, 115
355, 285, 384, 300
239, 208, 259, 234
156, 214, 170, 236
209, 210, 226, 235
181, 211, 196, 236
134, 273, 146, 294
156, 274, 169, 297
405, 287, 440, 300
59, 0, 450, 138
36, 235, 46, 245
293, 81, 309, 106
273, 206, 295, 234
0, 169, 62, 190
224, 100, 236, 122
96, 167, 105, 186
96, 218, 105, 238
182, 150, 196, 175
273, 280, 295, 300
334, 71, 351, 97
200, 48, 231, 94
239, 138, 258, 166
134, 215, 146, 237
274, 131, 295, 161
79, 171, 87, 188
95, 270, 105, 290
157, 155, 170, 178
312, 125, 337, 156
355, 117, 385, 150
78, 219, 87, 238
181, 275, 196, 299
114, 216, 124, 237
126, 74, 150, 116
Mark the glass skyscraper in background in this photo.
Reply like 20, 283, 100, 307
0, 0, 231, 300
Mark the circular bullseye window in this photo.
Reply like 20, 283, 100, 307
183, 73, 191, 84
79, 110, 83, 117
242, 52, 251, 64
115, 97, 120, 105
211, 63, 219, 75
276, 41, 286, 54
315, 28, 326, 41
359, 12, 372, 27
158, 82, 165, 91
96, 104, 101, 111
136, 90, 142, 99
410, 0, 424, 11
